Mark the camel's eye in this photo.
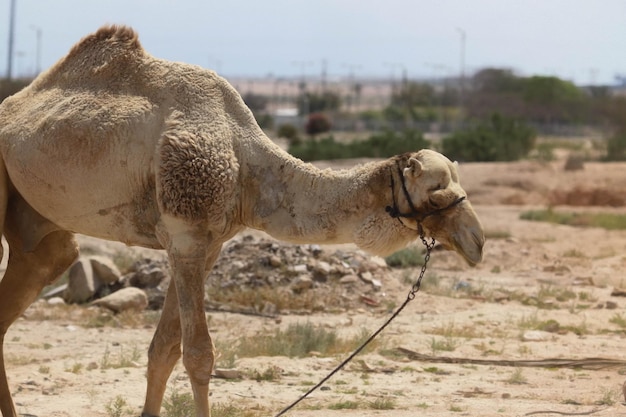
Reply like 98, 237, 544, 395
429, 184, 442, 192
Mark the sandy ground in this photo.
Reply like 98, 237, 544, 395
5, 153, 626, 417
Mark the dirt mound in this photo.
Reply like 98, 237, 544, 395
548, 186, 626, 207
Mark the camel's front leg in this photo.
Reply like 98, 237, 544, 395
142, 280, 182, 417
171, 249, 221, 417
149, 218, 222, 417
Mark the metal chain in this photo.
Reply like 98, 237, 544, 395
273, 234, 435, 417
408, 234, 435, 300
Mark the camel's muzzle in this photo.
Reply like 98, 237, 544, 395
423, 199, 485, 266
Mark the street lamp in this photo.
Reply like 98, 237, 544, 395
30, 25, 42, 75
455, 27, 466, 110
6, 0, 17, 79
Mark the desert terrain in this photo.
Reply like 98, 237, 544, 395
5, 146, 626, 417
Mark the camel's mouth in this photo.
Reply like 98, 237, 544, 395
419, 200, 485, 266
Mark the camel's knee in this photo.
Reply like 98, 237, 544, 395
182, 345, 215, 386
148, 337, 182, 367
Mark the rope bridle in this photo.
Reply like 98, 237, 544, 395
273, 160, 468, 417
385, 160, 466, 234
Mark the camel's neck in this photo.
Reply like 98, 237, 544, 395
238, 135, 391, 245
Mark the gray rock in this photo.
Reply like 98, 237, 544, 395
65, 258, 101, 303
522, 330, 552, 342
129, 260, 168, 288
291, 275, 313, 292
42, 283, 68, 299
90, 256, 122, 284
47, 297, 66, 306
339, 274, 359, 284
91, 287, 148, 313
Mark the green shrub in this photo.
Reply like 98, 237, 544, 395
604, 131, 626, 161
277, 123, 300, 145
288, 129, 430, 161
441, 113, 536, 162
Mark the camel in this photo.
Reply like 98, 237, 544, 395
0, 25, 484, 417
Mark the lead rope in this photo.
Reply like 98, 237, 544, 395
273, 233, 436, 417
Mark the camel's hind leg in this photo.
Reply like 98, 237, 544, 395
0, 197, 78, 417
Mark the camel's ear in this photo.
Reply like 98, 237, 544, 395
404, 157, 423, 179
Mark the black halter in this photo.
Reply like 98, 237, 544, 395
385, 160, 466, 227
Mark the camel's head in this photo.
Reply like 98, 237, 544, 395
389, 149, 484, 266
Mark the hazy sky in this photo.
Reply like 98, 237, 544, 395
1, 0, 624, 85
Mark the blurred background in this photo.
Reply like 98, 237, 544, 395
1, 0, 625, 163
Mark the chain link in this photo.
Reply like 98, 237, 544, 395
408, 235, 435, 300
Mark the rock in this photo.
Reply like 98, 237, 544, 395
42, 283, 68, 299
129, 260, 168, 288
91, 287, 148, 313
65, 258, 101, 303
358, 260, 383, 273
360, 271, 374, 283
312, 261, 331, 282
370, 278, 382, 291
90, 256, 122, 284
522, 330, 552, 342
291, 276, 313, 292
309, 244, 322, 256
268, 255, 282, 267
214, 369, 242, 379
47, 297, 66, 306
314, 261, 331, 275
611, 288, 626, 297
339, 274, 359, 284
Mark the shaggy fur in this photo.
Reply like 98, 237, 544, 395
0, 25, 483, 417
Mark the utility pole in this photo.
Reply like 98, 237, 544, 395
7, 0, 17, 80
455, 27, 466, 112
31, 25, 42, 75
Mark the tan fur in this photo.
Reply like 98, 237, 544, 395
0, 25, 484, 417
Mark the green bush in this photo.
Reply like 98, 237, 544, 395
277, 123, 300, 145
441, 113, 536, 162
604, 131, 626, 161
288, 129, 430, 161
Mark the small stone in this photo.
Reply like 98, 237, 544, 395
339, 274, 359, 284
268, 255, 282, 267
314, 261, 331, 274
360, 271, 373, 283
47, 297, 66, 306
214, 369, 242, 379
91, 287, 148, 313
90, 256, 122, 284
309, 244, 322, 256
291, 276, 313, 292
522, 330, 552, 342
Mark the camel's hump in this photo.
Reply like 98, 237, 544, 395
67, 25, 142, 58
32, 25, 148, 88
